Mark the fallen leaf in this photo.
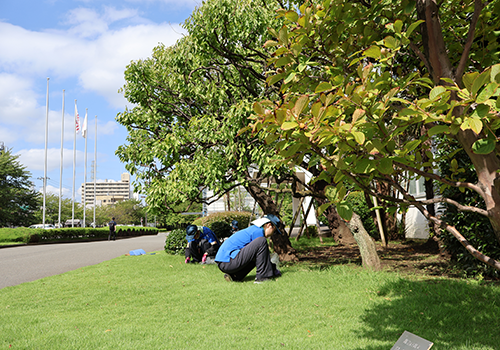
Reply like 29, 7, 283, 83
105, 329, 112, 332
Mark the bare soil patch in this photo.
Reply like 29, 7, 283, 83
297, 240, 455, 278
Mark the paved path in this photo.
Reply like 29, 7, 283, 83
0, 233, 167, 289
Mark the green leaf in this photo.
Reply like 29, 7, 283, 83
275, 56, 292, 68
315, 81, 333, 93
253, 102, 264, 115
282, 143, 303, 157
363, 46, 381, 59
317, 202, 331, 217
476, 82, 498, 103
267, 73, 285, 86
472, 71, 490, 96
336, 201, 353, 221
278, 25, 289, 46
429, 86, 446, 100
284, 72, 296, 84
472, 138, 496, 154
384, 36, 397, 49
351, 131, 365, 145
265, 133, 279, 144
354, 158, 375, 173
403, 139, 421, 153
471, 104, 489, 119
428, 125, 449, 136
468, 117, 483, 134
281, 121, 298, 130
293, 95, 309, 116
285, 10, 299, 22
491, 64, 500, 83
463, 72, 478, 92
378, 158, 393, 174
263, 40, 279, 48
406, 20, 424, 37
394, 20, 403, 34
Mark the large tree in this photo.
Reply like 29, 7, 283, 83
117, 0, 309, 260
0, 148, 40, 227
254, 0, 500, 270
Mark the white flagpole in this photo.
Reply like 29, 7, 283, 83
58, 90, 65, 228
93, 115, 97, 227
43, 78, 49, 226
83, 109, 88, 228
72, 100, 78, 227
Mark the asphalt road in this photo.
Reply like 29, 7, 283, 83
0, 233, 168, 289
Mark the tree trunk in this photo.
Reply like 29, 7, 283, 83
346, 213, 381, 270
245, 180, 298, 262
309, 178, 356, 245
417, 0, 500, 246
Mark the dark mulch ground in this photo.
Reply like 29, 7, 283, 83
296, 239, 456, 278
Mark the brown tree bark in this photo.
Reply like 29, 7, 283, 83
245, 179, 298, 262
416, 0, 500, 246
346, 213, 381, 270
308, 178, 356, 245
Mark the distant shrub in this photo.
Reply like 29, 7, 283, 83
304, 225, 318, 238
192, 211, 253, 234
209, 221, 232, 239
164, 229, 186, 255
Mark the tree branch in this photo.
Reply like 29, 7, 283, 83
455, 0, 485, 85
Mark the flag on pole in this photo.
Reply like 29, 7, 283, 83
82, 110, 88, 138
75, 103, 80, 134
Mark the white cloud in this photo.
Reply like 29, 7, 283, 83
0, 74, 39, 127
0, 6, 186, 109
16, 147, 85, 172
0, 4, 190, 181
39, 184, 72, 198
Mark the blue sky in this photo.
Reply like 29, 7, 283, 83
0, 0, 198, 201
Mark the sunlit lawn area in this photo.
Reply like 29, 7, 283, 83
1, 242, 499, 349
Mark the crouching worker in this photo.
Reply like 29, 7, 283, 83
185, 225, 220, 264
215, 214, 282, 284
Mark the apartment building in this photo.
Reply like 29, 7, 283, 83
81, 173, 131, 207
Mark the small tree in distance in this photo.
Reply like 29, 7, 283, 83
0, 148, 40, 227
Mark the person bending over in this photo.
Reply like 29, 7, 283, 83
215, 214, 282, 284
185, 225, 220, 264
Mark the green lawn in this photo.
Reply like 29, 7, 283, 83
0, 249, 499, 349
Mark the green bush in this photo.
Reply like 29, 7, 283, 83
0, 228, 31, 243
192, 211, 252, 233
209, 221, 232, 239
304, 225, 318, 238
0, 227, 158, 245
164, 229, 186, 255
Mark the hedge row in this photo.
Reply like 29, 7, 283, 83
192, 211, 253, 239
0, 226, 158, 244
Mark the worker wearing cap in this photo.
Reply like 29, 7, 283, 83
231, 220, 238, 234
185, 225, 220, 264
215, 214, 283, 284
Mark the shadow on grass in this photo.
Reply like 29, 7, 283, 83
352, 278, 500, 350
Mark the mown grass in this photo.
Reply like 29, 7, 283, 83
1, 247, 499, 349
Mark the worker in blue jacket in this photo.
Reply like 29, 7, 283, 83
215, 214, 282, 284
185, 225, 220, 264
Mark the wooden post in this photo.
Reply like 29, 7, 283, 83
313, 201, 323, 244
288, 196, 305, 237
372, 196, 387, 248
296, 198, 314, 241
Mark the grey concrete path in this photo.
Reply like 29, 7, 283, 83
0, 233, 167, 289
